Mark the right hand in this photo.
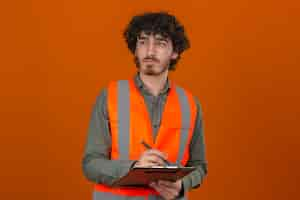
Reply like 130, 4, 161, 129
134, 149, 168, 168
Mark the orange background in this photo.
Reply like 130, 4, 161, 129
1, 0, 299, 199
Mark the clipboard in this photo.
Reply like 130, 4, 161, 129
112, 166, 196, 187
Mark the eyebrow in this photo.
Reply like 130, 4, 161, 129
137, 34, 169, 42
155, 37, 168, 42
137, 35, 148, 40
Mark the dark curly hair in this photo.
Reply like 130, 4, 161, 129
123, 12, 190, 70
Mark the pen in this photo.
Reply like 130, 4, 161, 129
141, 140, 172, 166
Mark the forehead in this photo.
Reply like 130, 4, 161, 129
138, 31, 170, 41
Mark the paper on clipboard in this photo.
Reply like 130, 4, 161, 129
112, 166, 196, 187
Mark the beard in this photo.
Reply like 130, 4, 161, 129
134, 56, 169, 76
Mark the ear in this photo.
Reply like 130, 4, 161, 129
171, 51, 178, 60
171, 52, 179, 60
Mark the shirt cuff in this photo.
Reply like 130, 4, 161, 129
117, 160, 137, 178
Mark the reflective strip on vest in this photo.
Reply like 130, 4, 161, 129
175, 86, 191, 165
94, 191, 157, 200
117, 80, 130, 160
94, 191, 187, 200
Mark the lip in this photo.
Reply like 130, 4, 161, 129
143, 59, 157, 63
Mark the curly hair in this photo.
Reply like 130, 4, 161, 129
123, 12, 190, 70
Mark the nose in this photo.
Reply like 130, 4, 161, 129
146, 40, 156, 57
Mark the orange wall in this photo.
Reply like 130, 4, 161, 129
1, 0, 299, 199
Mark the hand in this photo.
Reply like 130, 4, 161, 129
134, 149, 168, 168
149, 180, 182, 200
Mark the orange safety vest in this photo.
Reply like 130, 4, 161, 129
94, 79, 197, 200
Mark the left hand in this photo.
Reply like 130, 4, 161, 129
149, 180, 182, 200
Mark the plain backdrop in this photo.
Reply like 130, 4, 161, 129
0, 0, 299, 199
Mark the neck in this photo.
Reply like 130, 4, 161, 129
139, 71, 168, 96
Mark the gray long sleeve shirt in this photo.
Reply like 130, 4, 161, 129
82, 74, 207, 194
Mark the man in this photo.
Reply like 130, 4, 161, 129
82, 12, 207, 200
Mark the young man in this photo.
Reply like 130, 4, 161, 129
82, 12, 207, 200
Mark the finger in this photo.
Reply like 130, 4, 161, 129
149, 181, 157, 188
137, 157, 164, 167
136, 160, 161, 167
142, 155, 166, 166
159, 190, 174, 200
144, 149, 168, 159
157, 182, 178, 193
151, 184, 176, 200
158, 180, 178, 189
157, 181, 181, 199
147, 155, 166, 165
157, 185, 179, 199
150, 181, 178, 198
144, 160, 163, 167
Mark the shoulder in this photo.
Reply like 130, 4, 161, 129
96, 79, 128, 99
193, 95, 203, 117
174, 84, 203, 115
94, 79, 129, 109
95, 88, 108, 103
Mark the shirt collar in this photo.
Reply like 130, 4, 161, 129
134, 73, 171, 95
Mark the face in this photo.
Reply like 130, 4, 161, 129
134, 31, 178, 76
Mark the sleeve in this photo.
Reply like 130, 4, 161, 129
81, 89, 136, 186
180, 96, 208, 195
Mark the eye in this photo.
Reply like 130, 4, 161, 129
157, 41, 167, 47
138, 40, 145, 45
